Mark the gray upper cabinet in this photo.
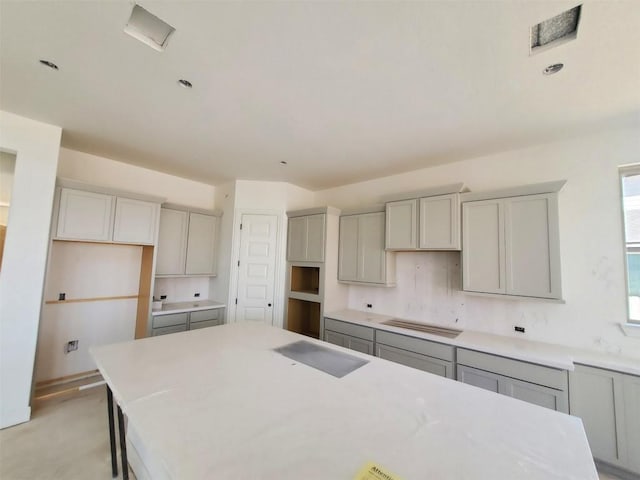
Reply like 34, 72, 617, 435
419, 193, 460, 250
569, 364, 640, 475
462, 191, 562, 300
185, 212, 218, 275
287, 213, 326, 262
55, 186, 160, 245
156, 207, 219, 276
385, 193, 461, 251
339, 212, 395, 286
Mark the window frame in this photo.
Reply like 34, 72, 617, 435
619, 165, 640, 328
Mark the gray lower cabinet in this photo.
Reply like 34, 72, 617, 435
152, 308, 224, 336
569, 364, 640, 476
457, 348, 569, 413
323, 318, 374, 355
374, 330, 455, 379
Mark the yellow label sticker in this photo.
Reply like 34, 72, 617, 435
353, 461, 403, 480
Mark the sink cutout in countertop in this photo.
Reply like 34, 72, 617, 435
275, 341, 369, 378
382, 319, 462, 338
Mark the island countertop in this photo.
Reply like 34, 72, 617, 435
91, 323, 597, 480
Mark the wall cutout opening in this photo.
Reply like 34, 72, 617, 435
531, 5, 581, 54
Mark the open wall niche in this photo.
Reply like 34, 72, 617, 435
287, 298, 321, 339
290, 265, 320, 295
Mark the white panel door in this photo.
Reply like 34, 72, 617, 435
112, 197, 158, 245
462, 199, 505, 294
236, 214, 278, 324
338, 215, 359, 282
56, 188, 114, 241
385, 199, 418, 249
419, 194, 460, 250
185, 213, 217, 275
156, 209, 189, 275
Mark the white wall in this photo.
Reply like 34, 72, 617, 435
0, 111, 61, 428
225, 180, 317, 325
316, 126, 640, 359
57, 147, 215, 209
0, 152, 16, 226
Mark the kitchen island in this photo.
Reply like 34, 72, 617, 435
91, 322, 597, 479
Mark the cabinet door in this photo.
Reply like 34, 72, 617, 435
623, 374, 640, 474
156, 209, 189, 275
462, 199, 505, 294
152, 324, 187, 336
305, 214, 326, 262
499, 375, 568, 413
385, 199, 418, 249
359, 212, 386, 283
56, 188, 114, 241
457, 365, 500, 393
112, 197, 158, 245
185, 213, 217, 275
377, 343, 453, 378
346, 336, 373, 355
287, 216, 307, 262
324, 330, 346, 347
419, 194, 460, 250
569, 365, 627, 466
338, 215, 359, 282
504, 193, 561, 299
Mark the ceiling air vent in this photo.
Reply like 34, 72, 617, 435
530, 5, 581, 54
124, 4, 175, 52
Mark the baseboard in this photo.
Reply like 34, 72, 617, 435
596, 459, 640, 480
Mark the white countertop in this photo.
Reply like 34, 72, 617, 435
151, 300, 225, 316
325, 309, 640, 376
91, 323, 597, 480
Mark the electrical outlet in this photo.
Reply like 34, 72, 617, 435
64, 340, 79, 353
514, 326, 525, 333
58, 293, 66, 301
194, 293, 200, 297
366, 303, 373, 309
160, 295, 167, 300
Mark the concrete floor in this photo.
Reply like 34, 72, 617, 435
0, 387, 624, 480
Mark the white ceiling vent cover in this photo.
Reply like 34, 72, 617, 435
124, 4, 175, 52
530, 5, 581, 54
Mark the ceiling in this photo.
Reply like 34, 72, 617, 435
1, 1, 639, 190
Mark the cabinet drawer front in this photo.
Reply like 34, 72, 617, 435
190, 309, 221, 323
377, 344, 453, 378
152, 324, 187, 336
457, 348, 567, 390
152, 313, 188, 329
190, 319, 222, 330
324, 318, 374, 341
375, 330, 455, 362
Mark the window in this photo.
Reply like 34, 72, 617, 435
621, 166, 640, 324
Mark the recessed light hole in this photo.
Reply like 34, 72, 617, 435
280, 161, 288, 165
178, 79, 193, 89
39, 60, 59, 70
543, 63, 564, 75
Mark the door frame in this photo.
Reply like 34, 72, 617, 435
227, 209, 285, 327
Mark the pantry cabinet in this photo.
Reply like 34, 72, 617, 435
287, 213, 326, 262
156, 207, 219, 276
462, 190, 562, 300
569, 364, 640, 475
456, 348, 568, 413
55, 185, 160, 245
338, 211, 395, 286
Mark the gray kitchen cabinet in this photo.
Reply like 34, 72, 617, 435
457, 348, 568, 413
375, 330, 455, 379
287, 213, 326, 262
151, 308, 224, 336
419, 193, 460, 250
339, 211, 395, 286
55, 186, 161, 245
569, 364, 640, 476
185, 212, 218, 275
156, 207, 219, 276
385, 199, 418, 249
323, 317, 374, 355
462, 191, 562, 299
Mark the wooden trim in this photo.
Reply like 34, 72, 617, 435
135, 245, 154, 339
35, 369, 99, 388
45, 295, 138, 305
